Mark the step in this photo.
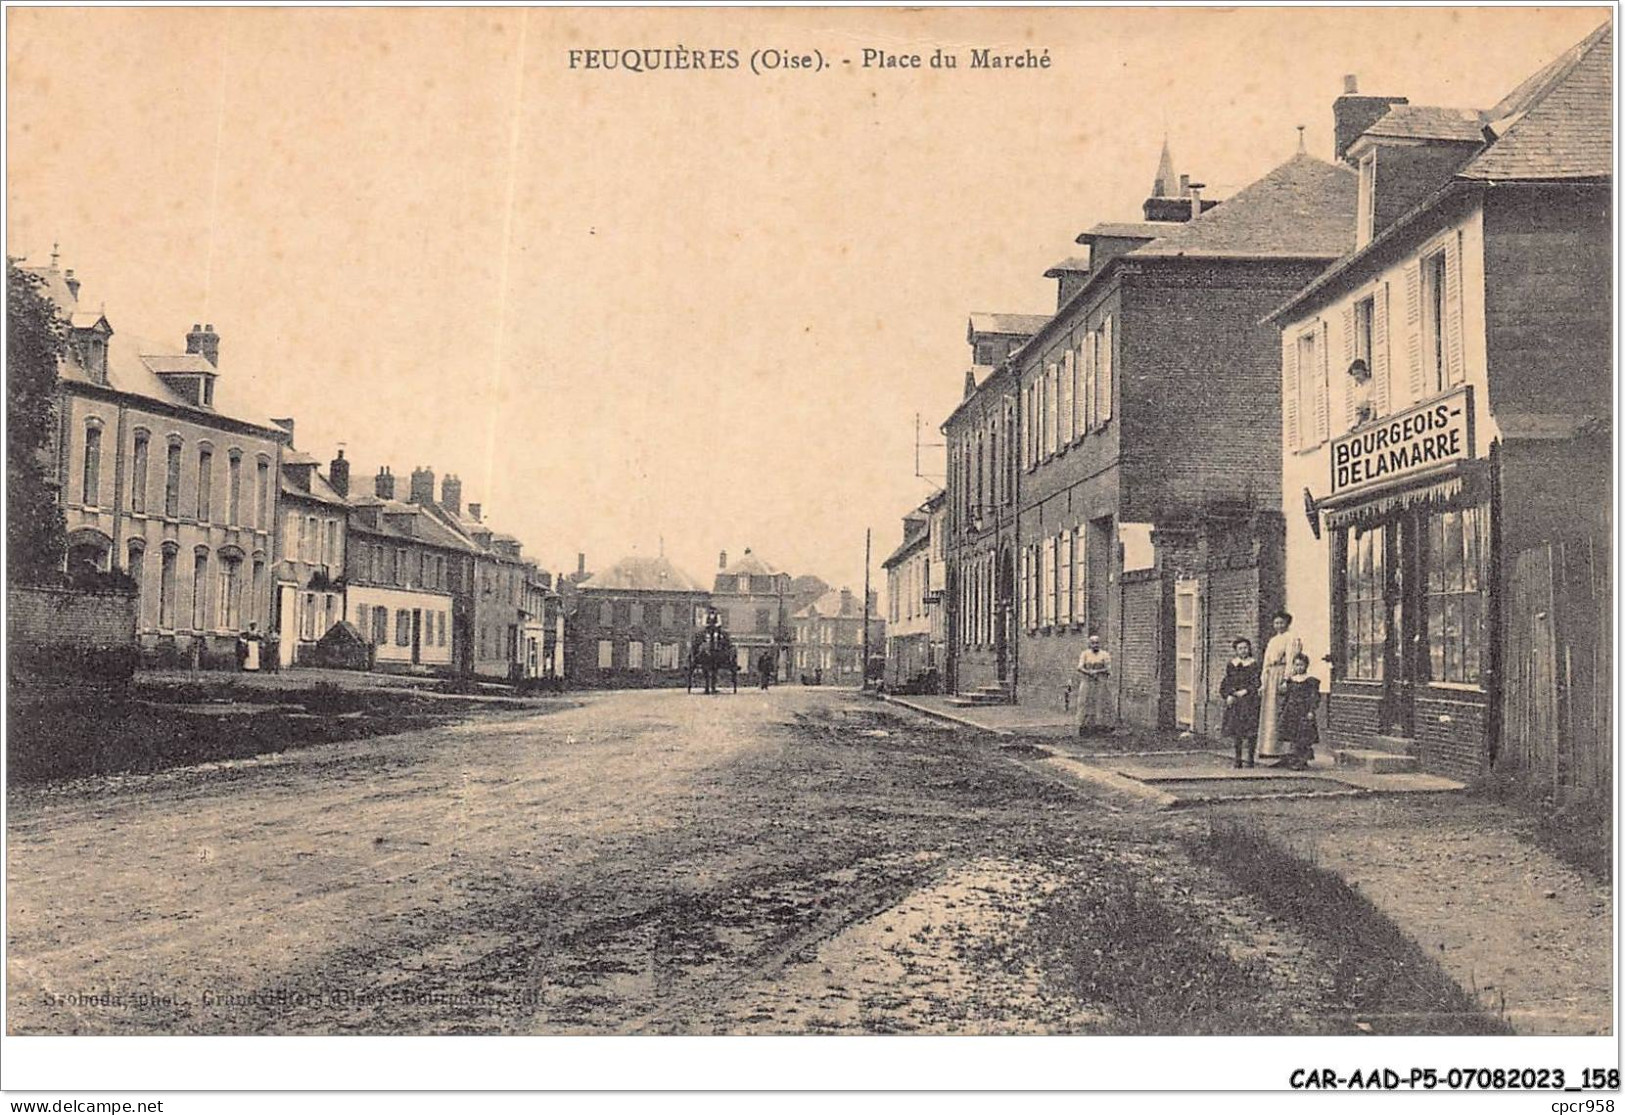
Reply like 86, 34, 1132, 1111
1334, 748, 1419, 774
1366, 734, 1419, 755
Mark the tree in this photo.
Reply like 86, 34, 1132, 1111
7, 259, 67, 584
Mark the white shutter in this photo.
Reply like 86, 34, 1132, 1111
1444, 232, 1466, 386
1373, 283, 1391, 416
1074, 342, 1087, 436
1084, 332, 1097, 433
1072, 525, 1085, 630
1061, 349, 1075, 444
1341, 303, 1358, 429
1403, 259, 1424, 405
1046, 365, 1058, 456
1100, 315, 1114, 422
1282, 334, 1300, 451
1316, 320, 1331, 443
1059, 529, 1072, 625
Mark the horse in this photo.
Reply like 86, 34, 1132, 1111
688, 625, 738, 695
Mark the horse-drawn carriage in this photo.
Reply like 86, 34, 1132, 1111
688, 612, 738, 694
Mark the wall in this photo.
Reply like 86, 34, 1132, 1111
8, 585, 139, 685
344, 584, 455, 667
568, 589, 706, 687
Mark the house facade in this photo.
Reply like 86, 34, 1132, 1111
567, 554, 710, 687
276, 445, 350, 667
881, 490, 946, 690
1271, 27, 1612, 784
31, 263, 290, 668
792, 588, 881, 685
710, 548, 794, 679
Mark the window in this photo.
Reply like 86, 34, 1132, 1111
1426, 506, 1487, 685
655, 641, 679, 669
127, 542, 146, 617
165, 441, 182, 518
131, 431, 150, 513
1071, 525, 1086, 630
1004, 402, 1016, 503
1351, 296, 1375, 424
630, 601, 644, 626
396, 610, 411, 647
1343, 525, 1386, 680
1422, 249, 1448, 395
81, 423, 102, 505
300, 592, 317, 640
372, 607, 389, 646
218, 555, 242, 630
256, 460, 270, 530
1060, 349, 1075, 445
598, 639, 614, 669
356, 603, 370, 637
159, 546, 177, 628
1059, 529, 1073, 626
660, 603, 675, 628
326, 521, 338, 569
1083, 332, 1097, 433
395, 548, 407, 586
628, 641, 645, 669
228, 452, 242, 525
1044, 364, 1058, 457
599, 600, 614, 627
420, 552, 431, 587
1356, 151, 1376, 248
192, 551, 210, 630
252, 558, 265, 626
196, 447, 212, 521
1099, 315, 1114, 423
1295, 330, 1320, 449
439, 611, 448, 646
975, 340, 993, 365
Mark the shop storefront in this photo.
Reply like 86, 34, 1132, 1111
1316, 386, 1495, 779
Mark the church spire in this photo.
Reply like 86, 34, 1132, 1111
1152, 136, 1177, 198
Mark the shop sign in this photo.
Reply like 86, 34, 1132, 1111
1329, 386, 1474, 498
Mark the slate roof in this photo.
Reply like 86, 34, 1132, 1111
720, 549, 782, 577
794, 589, 864, 620
348, 495, 479, 552
1129, 153, 1358, 260
1363, 105, 1486, 143
577, 554, 708, 593
1462, 20, 1612, 180
280, 466, 349, 509
967, 312, 1050, 337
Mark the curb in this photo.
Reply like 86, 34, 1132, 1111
1041, 755, 1179, 809
878, 694, 1014, 737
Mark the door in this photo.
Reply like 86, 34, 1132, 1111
1381, 515, 1420, 737
411, 609, 422, 665
1174, 578, 1199, 729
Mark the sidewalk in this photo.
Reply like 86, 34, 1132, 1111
881, 693, 1079, 738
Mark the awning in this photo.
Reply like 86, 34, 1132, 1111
1320, 463, 1487, 531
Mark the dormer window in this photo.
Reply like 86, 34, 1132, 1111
1356, 151, 1376, 249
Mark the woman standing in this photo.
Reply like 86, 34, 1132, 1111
1074, 634, 1113, 736
1219, 637, 1262, 768
1255, 611, 1302, 763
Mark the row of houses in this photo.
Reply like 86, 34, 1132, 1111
883, 23, 1611, 790
565, 547, 882, 687
33, 259, 565, 680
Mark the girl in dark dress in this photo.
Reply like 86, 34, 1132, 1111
1219, 637, 1262, 768
1275, 652, 1321, 770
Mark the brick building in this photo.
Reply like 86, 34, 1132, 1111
945, 142, 1357, 732
792, 588, 882, 686
1269, 26, 1612, 785
568, 553, 710, 687
709, 548, 793, 680
28, 261, 290, 668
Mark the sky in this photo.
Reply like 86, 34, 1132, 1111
6, 5, 1609, 595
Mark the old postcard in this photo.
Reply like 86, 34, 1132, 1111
3, 3, 1615, 1102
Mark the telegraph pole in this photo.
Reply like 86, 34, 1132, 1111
861, 528, 872, 689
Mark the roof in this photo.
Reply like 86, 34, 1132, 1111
577, 554, 708, 593
280, 466, 349, 509
1043, 255, 1092, 278
720, 549, 781, 577
1462, 21, 1611, 180
793, 589, 864, 620
347, 496, 479, 552
139, 352, 218, 376
967, 311, 1050, 338
1129, 153, 1358, 260
1075, 221, 1174, 244
1363, 105, 1486, 143
881, 528, 930, 569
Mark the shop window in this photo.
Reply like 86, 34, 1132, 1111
1425, 506, 1487, 685
1343, 525, 1386, 680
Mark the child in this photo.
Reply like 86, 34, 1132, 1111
1274, 652, 1321, 771
1219, 637, 1262, 768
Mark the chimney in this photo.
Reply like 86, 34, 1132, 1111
1333, 75, 1408, 163
375, 466, 395, 500
409, 465, 436, 506
1178, 173, 1190, 197
271, 418, 296, 443
328, 449, 350, 497
963, 368, 978, 399
719, 550, 728, 570
1188, 182, 1205, 221
577, 552, 586, 577
441, 473, 463, 516
840, 587, 855, 616
186, 323, 220, 367
64, 269, 80, 301
468, 502, 482, 522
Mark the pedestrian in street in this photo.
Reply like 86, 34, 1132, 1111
1255, 611, 1302, 764
1274, 652, 1321, 770
1219, 636, 1262, 768
1074, 633, 1113, 736
757, 651, 774, 690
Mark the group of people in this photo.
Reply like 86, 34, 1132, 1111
1073, 611, 1321, 771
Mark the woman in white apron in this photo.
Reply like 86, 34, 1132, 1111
1255, 611, 1302, 762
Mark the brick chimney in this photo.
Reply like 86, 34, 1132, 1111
1333, 75, 1408, 163
577, 552, 586, 578
186, 323, 220, 367
409, 466, 435, 506
328, 449, 350, 497
441, 474, 463, 516
839, 587, 855, 616
467, 502, 482, 522
719, 550, 728, 570
375, 466, 395, 500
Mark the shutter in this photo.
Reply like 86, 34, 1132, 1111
1046, 365, 1058, 456
1061, 349, 1075, 444
1073, 525, 1086, 630
1444, 232, 1466, 386
1373, 283, 1391, 416
1341, 303, 1358, 429
1403, 258, 1424, 405
1282, 334, 1299, 450
1084, 333, 1097, 433
1060, 529, 1072, 625
1100, 315, 1114, 422
1316, 320, 1331, 442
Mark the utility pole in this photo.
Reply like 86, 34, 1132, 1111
861, 528, 872, 690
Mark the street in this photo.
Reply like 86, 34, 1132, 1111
8, 687, 1502, 1035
